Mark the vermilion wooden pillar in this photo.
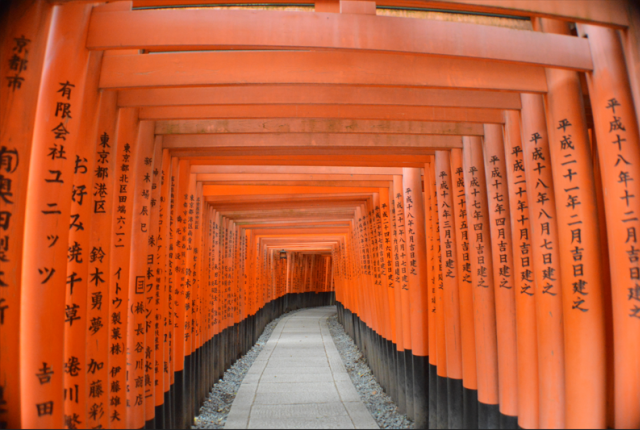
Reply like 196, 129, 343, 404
379, 187, 399, 405
127, 121, 155, 429
539, 18, 608, 429
377, 190, 391, 392
402, 168, 430, 429
578, 23, 640, 430
503, 110, 539, 430
431, 161, 448, 429
434, 152, 464, 429
393, 175, 414, 420
63, 50, 103, 429
0, 2, 52, 426
520, 94, 566, 429
389, 182, 407, 414
462, 136, 500, 429
183, 174, 196, 424
424, 162, 438, 429
86, 91, 119, 430
173, 159, 190, 429
20, 4, 93, 426
108, 107, 141, 429
482, 124, 518, 427
450, 148, 479, 429
164, 156, 179, 428
149, 143, 169, 427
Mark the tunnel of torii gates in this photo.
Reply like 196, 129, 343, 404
2, 0, 640, 429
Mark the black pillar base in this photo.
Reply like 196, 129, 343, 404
478, 402, 500, 430
499, 412, 518, 430
462, 386, 479, 429
447, 378, 463, 429
412, 354, 429, 429
437, 373, 449, 429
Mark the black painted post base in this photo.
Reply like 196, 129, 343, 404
429, 364, 438, 429
447, 378, 464, 429
499, 413, 518, 430
478, 402, 500, 430
144, 417, 155, 429
463, 386, 479, 429
397, 349, 407, 415
404, 349, 415, 421
437, 373, 449, 429
412, 354, 429, 429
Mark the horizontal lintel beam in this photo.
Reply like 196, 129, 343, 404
123, 86, 521, 110
88, 8, 592, 70
143, 105, 505, 123
100, 50, 547, 93
163, 133, 463, 149
191, 165, 405, 175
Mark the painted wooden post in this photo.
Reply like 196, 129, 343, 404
63, 50, 104, 429
449, 148, 479, 429
0, 2, 52, 426
520, 93, 566, 429
424, 162, 438, 429
482, 124, 518, 427
578, 23, 640, 430
379, 187, 399, 404
435, 152, 464, 429
430, 161, 449, 429
172, 159, 189, 428
537, 18, 608, 429
393, 175, 414, 420
19, 4, 93, 427
389, 181, 407, 414
148, 142, 169, 426
503, 110, 539, 430
462, 136, 500, 429
107, 107, 141, 429
127, 120, 155, 428
403, 168, 430, 429
85, 90, 119, 430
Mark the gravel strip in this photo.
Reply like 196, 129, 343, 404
193, 310, 303, 429
327, 315, 414, 430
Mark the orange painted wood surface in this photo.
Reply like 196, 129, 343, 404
4, 2, 640, 428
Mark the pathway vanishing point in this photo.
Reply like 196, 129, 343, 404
225, 307, 380, 429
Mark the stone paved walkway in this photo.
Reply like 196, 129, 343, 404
225, 307, 379, 429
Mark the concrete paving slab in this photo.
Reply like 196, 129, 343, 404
256, 382, 337, 394
258, 373, 336, 383
250, 403, 350, 418
254, 390, 340, 405
261, 367, 334, 376
264, 358, 329, 367
247, 417, 355, 429
343, 402, 380, 429
225, 307, 379, 429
